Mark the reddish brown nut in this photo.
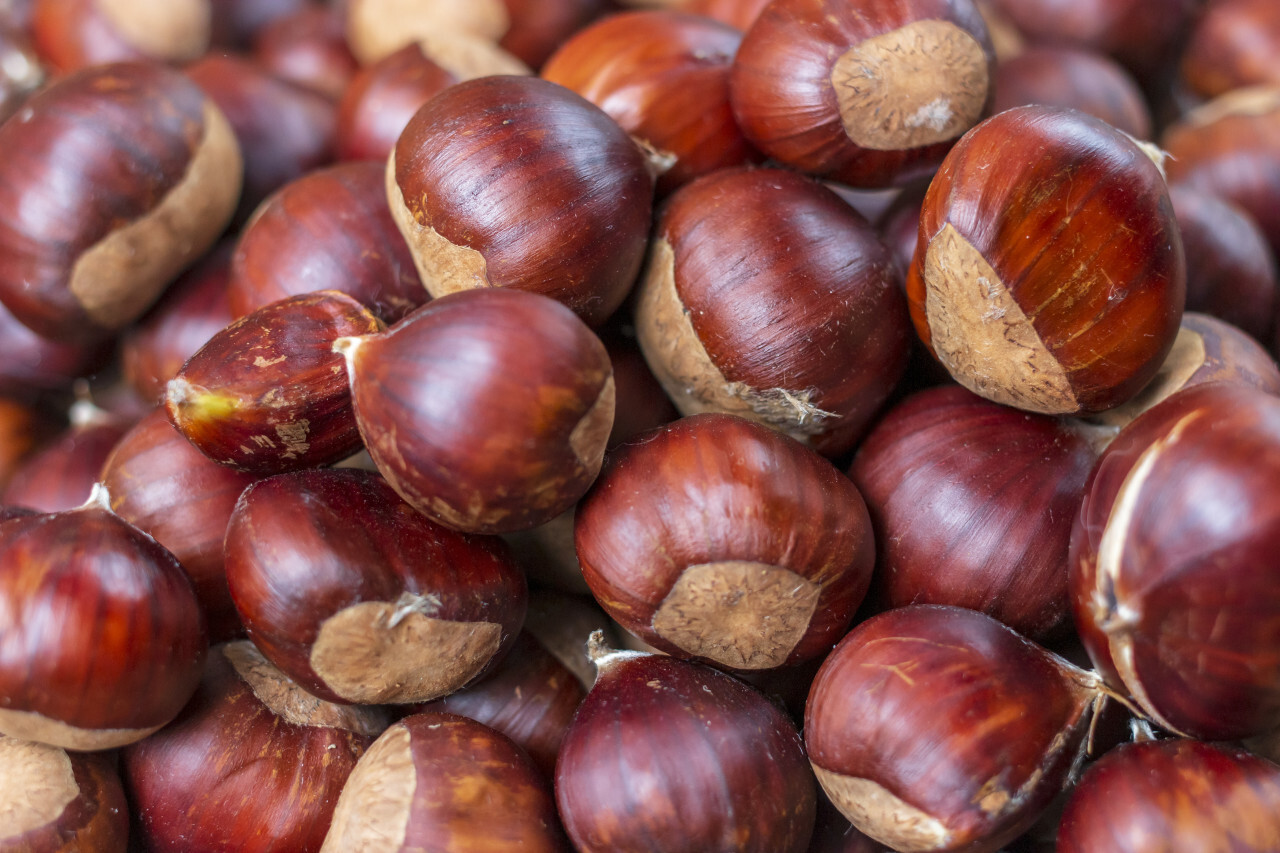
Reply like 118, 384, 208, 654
0, 300, 110, 400
730, 0, 995, 187
907, 105, 1184, 415
991, 46, 1152, 139
334, 43, 458, 163
679, 0, 771, 31
806, 605, 1101, 853
208, 0, 306, 48
252, 5, 358, 100
322, 712, 568, 852
0, 735, 129, 852
1057, 739, 1280, 852
850, 385, 1100, 638
1181, 0, 1280, 99
0, 487, 207, 750
1, 400, 130, 513
228, 162, 427, 324
523, 587, 618, 690
542, 11, 755, 195
0, 61, 241, 342
575, 413, 875, 671
31, 0, 211, 72
556, 636, 816, 853
345, 0, 510, 64
122, 641, 389, 853
337, 288, 615, 534
100, 406, 260, 643
634, 167, 911, 455
388, 74, 653, 327
166, 290, 382, 473
0, 398, 56, 494
1069, 382, 1280, 740
498, 0, 604, 70
225, 468, 527, 705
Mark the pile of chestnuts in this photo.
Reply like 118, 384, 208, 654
2, 0, 1280, 851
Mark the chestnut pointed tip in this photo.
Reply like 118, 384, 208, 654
83, 482, 113, 513
164, 376, 240, 421
586, 629, 649, 673
332, 335, 365, 366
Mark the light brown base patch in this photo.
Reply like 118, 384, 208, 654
0, 735, 78, 837
812, 765, 952, 853
0, 707, 160, 752
320, 723, 416, 853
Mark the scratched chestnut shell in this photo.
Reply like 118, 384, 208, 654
1069, 382, 1280, 740
165, 290, 383, 473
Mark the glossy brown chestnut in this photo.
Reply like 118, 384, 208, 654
805, 605, 1101, 853
602, 328, 680, 448
31, 0, 210, 72
100, 406, 259, 643
1057, 739, 1280, 852
1, 400, 130, 513
388, 74, 653, 327
576, 413, 875, 670
907, 105, 1185, 415
225, 467, 527, 705
730, 0, 995, 187
556, 637, 816, 852
0, 487, 207, 750
344, 0, 510, 64
1181, 0, 1280, 98
0, 61, 242, 342
228, 162, 427, 324
166, 290, 382, 473
850, 385, 1099, 638
252, 5, 358, 100
634, 167, 911, 455
542, 11, 755, 194
498, 0, 604, 70
122, 641, 389, 853
0, 735, 129, 852
991, 46, 1152, 139
334, 43, 458, 163
337, 288, 615, 534
0, 23, 43, 124
322, 711, 568, 852
1069, 382, 1280, 740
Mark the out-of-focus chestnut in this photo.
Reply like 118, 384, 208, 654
225, 467, 527, 705
166, 290, 382, 473
122, 641, 389, 853
1069, 382, 1280, 740
908, 105, 1184, 415
344, 0, 510, 64
0, 24, 43, 124
730, 0, 995, 187
31, 0, 211, 72
1057, 739, 1280, 852
634, 167, 911, 455
1, 399, 130, 513
806, 605, 1101, 853
388, 75, 653, 326
208, 0, 306, 48
228, 162, 427, 324
0, 486, 207, 750
576, 413, 875, 670
0, 61, 241, 342
679, 0, 770, 31
556, 635, 816, 852
497, 0, 604, 70
0, 734, 129, 852
337, 288, 615, 535
252, 5, 358, 100
0, 398, 54, 493
321, 712, 568, 852
1181, 0, 1280, 100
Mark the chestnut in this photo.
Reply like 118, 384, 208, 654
523, 587, 619, 689
0, 734, 129, 852
251, 5, 358, 100
321, 711, 568, 852
0, 486, 207, 750
498, 0, 604, 70
907, 105, 1184, 415
166, 290, 382, 473
344, 0, 510, 64
228, 162, 427, 324
0, 23, 43, 124
334, 43, 458, 163
679, 0, 771, 31
388, 75, 653, 327
208, 0, 306, 49
1, 399, 130, 513
0, 61, 241, 342
225, 467, 527, 705
633, 167, 911, 456
730, 0, 995, 187
575, 413, 875, 670
849, 384, 1099, 638
1057, 739, 1280, 852
805, 605, 1101, 853
31, 0, 211, 73
337, 288, 615, 534
1069, 381, 1280, 740
1180, 0, 1280, 99
122, 641, 389, 853
0, 398, 55, 494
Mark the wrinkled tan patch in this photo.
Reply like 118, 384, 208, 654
0, 707, 159, 751
813, 765, 952, 853
320, 724, 416, 853
569, 375, 615, 474
0, 736, 78, 837
347, 0, 510, 64
417, 31, 529, 80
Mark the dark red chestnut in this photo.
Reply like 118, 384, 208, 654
321, 712, 568, 852
1069, 382, 1280, 740
805, 605, 1101, 853
0, 734, 129, 852
1057, 739, 1280, 852
228, 162, 427, 324
634, 167, 911, 456
0, 398, 55, 494
31, 0, 211, 72
388, 74, 653, 327
252, 5, 358, 100
225, 467, 527, 705
498, 0, 604, 70
337, 288, 615, 534
730, 0, 995, 187
208, 0, 306, 49
1, 399, 129, 513
334, 43, 458, 163
576, 413, 875, 670
166, 290, 382, 473
0, 487, 207, 750
0, 61, 242, 342
1181, 0, 1280, 99
908, 105, 1184, 415
122, 641, 389, 853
